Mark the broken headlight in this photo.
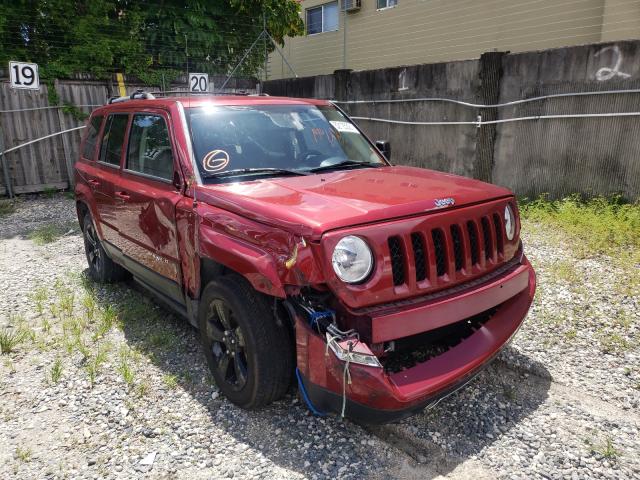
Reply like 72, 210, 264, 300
326, 332, 382, 368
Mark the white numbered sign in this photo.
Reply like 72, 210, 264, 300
9, 61, 40, 90
189, 73, 209, 93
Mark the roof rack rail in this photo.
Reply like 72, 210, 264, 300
107, 89, 156, 104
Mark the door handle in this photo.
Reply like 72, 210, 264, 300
115, 191, 130, 201
88, 179, 100, 187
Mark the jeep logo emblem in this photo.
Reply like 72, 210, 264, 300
434, 197, 455, 208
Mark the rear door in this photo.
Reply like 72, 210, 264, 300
94, 113, 130, 246
114, 110, 184, 303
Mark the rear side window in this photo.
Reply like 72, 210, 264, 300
126, 114, 174, 180
99, 114, 129, 166
82, 115, 103, 160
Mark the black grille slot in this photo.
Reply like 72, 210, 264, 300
411, 233, 427, 282
493, 213, 504, 255
450, 225, 464, 271
388, 236, 405, 286
481, 216, 493, 260
466, 220, 479, 266
431, 229, 447, 277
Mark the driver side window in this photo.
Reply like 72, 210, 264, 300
126, 114, 174, 180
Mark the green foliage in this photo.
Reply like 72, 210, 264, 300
0, 0, 304, 83
0, 328, 24, 354
520, 194, 640, 260
0, 199, 17, 217
28, 224, 66, 245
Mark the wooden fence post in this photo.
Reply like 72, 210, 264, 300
0, 125, 14, 198
54, 79, 75, 188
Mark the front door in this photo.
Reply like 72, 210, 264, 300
114, 111, 184, 303
94, 113, 130, 246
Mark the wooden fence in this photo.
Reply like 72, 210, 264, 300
0, 74, 257, 196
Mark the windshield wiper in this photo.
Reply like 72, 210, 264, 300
202, 167, 310, 179
307, 160, 384, 174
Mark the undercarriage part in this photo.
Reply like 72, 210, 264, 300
382, 306, 498, 373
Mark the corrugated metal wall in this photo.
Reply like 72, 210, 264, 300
0, 74, 257, 196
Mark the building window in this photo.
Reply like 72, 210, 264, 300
377, 0, 398, 9
306, 1, 339, 35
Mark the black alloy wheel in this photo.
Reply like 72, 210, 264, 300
205, 299, 249, 391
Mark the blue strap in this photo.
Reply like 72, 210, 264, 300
295, 368, 326, 417
308, 310, 335, 330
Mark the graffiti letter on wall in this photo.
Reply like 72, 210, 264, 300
594, 45, 631, 81
398, 68, 409, 91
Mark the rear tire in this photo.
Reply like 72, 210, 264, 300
199, 274, 294, 409
82, 212, 128, 283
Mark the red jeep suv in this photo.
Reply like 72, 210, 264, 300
75, 91, 535, 423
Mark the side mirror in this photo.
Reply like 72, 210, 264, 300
375, 140, 391, 161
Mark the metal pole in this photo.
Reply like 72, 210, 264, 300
343, 2, 347, 69
265, 32, 298, 78
263, 11, 268, 82
219, 32, 265, 92
185, 34, 189, 95
0, 127, 13, 198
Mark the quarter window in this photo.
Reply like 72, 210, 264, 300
306, 2, 338, 35
99, 114, 129, 166
82, 115, 103, 160
126, 114, 174, 180
377, 0, 398, 9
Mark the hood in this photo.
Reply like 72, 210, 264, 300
195, 166, 512, 237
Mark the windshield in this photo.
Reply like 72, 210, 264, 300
187, 104, 386, 182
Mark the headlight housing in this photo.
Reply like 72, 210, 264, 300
504, 204, 516, 241
331, 235, 373, 283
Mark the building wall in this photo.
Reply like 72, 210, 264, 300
269, 0, 640, 79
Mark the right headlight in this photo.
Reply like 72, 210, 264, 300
504, 204, 516, 241
331, 235, 373, 284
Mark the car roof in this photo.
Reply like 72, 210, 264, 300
93, 95, 332, 115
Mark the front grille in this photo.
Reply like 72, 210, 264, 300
493, 213, 504, 255
450, 225, 464, 271
388, 236, 405, 286
411, 233, 427, 282
386, 208, 507, 289
481, 216, 493, 260
431, 229, 447, 277
467, 220, 479, 266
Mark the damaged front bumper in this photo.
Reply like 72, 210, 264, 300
294, 256, 536, 424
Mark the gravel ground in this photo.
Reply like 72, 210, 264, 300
1, 195, 638, 479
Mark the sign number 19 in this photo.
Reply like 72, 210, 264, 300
9, 62, 40, 90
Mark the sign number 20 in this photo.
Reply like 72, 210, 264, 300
9, 61, 40, 90
189, 73, 209, 93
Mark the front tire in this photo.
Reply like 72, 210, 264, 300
82, 212, 128, 283
199, 275, 294, 409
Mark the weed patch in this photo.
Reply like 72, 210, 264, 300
28, 224, 67, 245
520, 195, 640, 263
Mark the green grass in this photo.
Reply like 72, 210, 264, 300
520, 194, 640, 261
163, 374, 178, 389
0, 328, 24, 355
14, 446, 32, 462
0, 199, 17, 217
28, 224, 66, 245
85, 345, 109, 388
118, 347, 136, 387
591, 437, 621, 460
50, 358, 63, 383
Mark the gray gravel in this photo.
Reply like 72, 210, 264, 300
1, 194, 638, 479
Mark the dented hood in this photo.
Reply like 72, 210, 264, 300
196, 166, 512, 237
